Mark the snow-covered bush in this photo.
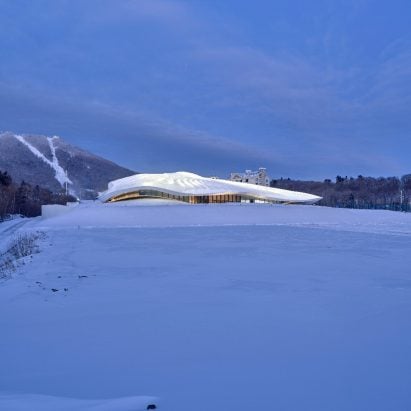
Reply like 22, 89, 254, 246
0, 231, 45, 279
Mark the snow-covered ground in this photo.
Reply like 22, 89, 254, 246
36, 201, 411, 235
0, 394, 157, 411
0, 217, 26, 251
1, 203, 411, 410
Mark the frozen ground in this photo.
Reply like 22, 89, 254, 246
1, 203, 411, 410
36, 201, 411, 235
0, 394, 157, 411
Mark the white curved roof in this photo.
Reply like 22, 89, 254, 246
99, 171, 322, 204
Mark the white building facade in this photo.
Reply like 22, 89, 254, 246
230, 168, 270, 186
99, 171, 321, 205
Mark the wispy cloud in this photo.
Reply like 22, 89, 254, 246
124, 0, 190, 22
80, 0, 196, 31
0, 80, 281, 174
0, 0, 410, 178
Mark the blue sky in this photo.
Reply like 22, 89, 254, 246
1, 0, 410, 179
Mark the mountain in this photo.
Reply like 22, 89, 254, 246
0, 132, 136, 198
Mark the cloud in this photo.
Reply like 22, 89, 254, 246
124, 0, 189, 22
367, 42, 411, 108
1, 0, 410, 178
193, 36, 411, 133
79, 0, 195, 32
0, 81, 281, 175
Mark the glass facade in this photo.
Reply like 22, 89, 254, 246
108, 190, 274, 204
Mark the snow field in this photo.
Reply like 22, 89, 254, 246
1, 204, 411, 410
35, 202, 411, 236
0, 394, 158, 411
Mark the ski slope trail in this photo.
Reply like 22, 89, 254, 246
13, 134, 72, 187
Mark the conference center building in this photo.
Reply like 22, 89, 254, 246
99, 172, 322, 205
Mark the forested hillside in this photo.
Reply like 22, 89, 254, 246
271, 175, 411, 211
0, 132, 135, 198
0, 170, 75, 220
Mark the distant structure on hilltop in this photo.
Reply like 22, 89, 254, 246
229, 168, 270, 186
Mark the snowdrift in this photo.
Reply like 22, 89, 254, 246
0, 394, 158, 411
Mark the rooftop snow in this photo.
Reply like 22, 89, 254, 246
99, 171, 322, 203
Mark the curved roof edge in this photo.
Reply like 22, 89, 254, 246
99, 171, 322, 204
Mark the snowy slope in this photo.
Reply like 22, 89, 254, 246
14, 134, 72, 187
1, 205, 411, 410
0, 217, 26, 253
0, 132, 135, 196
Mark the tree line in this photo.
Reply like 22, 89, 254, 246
271, 174, 411, 211
0, 170, 76, 220
3, 169, 411, 217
